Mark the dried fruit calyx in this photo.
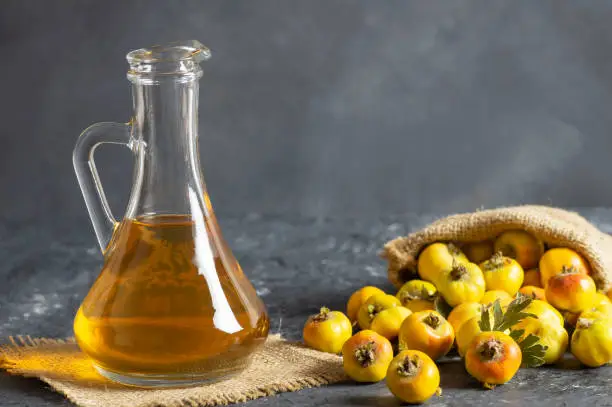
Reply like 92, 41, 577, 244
312, 307, 330, 322
560, 265, 580, 275
423, 312, 442, 329
367, 304, 383, 321
355, 341, 377, 367
397, 354, 421, 377
478, 339, 503, 362
576, 318, 593, 330
483, 252, 509, 271
402, 286, 436, 302
447, 243, 462, 256
450, 262, 468, 281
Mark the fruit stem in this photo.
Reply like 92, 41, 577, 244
423, 312, 441, 329
355, 341, 376, 367
312, 307, 330, 322
397, 354, 421, 377
450, 262, 467, 281
478, 339, 503, 362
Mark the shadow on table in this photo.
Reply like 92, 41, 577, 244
339, 394, 400, 406
0, 371, 71, 404
437, 358, 478, 390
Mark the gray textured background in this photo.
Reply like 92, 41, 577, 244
2, 0, 612, 231
2, 3, 612, 405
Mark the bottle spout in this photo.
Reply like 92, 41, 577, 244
127, 40, 211, 64
127, 40, 211, 82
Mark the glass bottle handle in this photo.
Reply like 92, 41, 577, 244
72, 122, 133, 252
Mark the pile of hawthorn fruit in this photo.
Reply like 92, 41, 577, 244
302, 230, 612, 404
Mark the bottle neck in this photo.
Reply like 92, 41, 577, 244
128, 77, 205, 217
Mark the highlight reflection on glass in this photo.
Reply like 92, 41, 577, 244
189, 187, 242, 335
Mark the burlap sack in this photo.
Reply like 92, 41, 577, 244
382, 205, 612, 293
0, 334, 346, 407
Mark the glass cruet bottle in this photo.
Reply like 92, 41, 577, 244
72, 40, 269, 387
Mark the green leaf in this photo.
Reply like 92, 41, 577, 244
434, 295, 453, 319
496, 295, 537, 332
492, 300, 504, 331
509, 329, 524, 342
516, 333, 547, 368
507, 294, 531, 314
518, 333, 540, 348
476, 295, 548, 368
479, 305, 492, 331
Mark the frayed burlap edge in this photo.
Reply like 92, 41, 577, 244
0, 334, 347, 407
41, 371, 345, 407
382, 205, 612, 293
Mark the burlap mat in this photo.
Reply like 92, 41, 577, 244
383, 205, 612, 293
0, 334, 346, 407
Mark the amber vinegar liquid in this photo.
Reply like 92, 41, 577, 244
74, 215, 269, 382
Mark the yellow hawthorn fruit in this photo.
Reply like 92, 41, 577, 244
303, 307, 352, 354
479, 252, 524, 296
480, 290, 513, 309
539, 248, 591, 287
523, 299, 564, 327
386, 350, 441, 404
437, 262, 486, 307
523, 268, 542, 288
342, 330, 394, 382
398, 311, 454, 361
546, 272, 597, 313
579, 308, 612, 324
371, 306, 412, 340
396, 280, 437, 313
456, 311, 495, 358
512, 318, 568, 364
519, 286, 547, 302
346, 286, 385, 322
566, 297, 612, 327
465, 331, 522, 389
576, 293, 612, 321
494, 230, 544, 270
357, 294, 401, 330
571, 316, 612, 368
447, 302, 483, 336
417, 242, 468, 284
592, 294, 612, 315
463, 240, 495, 264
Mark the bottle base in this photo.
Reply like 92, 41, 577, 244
94, 363, 245, 388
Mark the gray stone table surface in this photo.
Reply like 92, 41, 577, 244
1, 209, 612, 406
